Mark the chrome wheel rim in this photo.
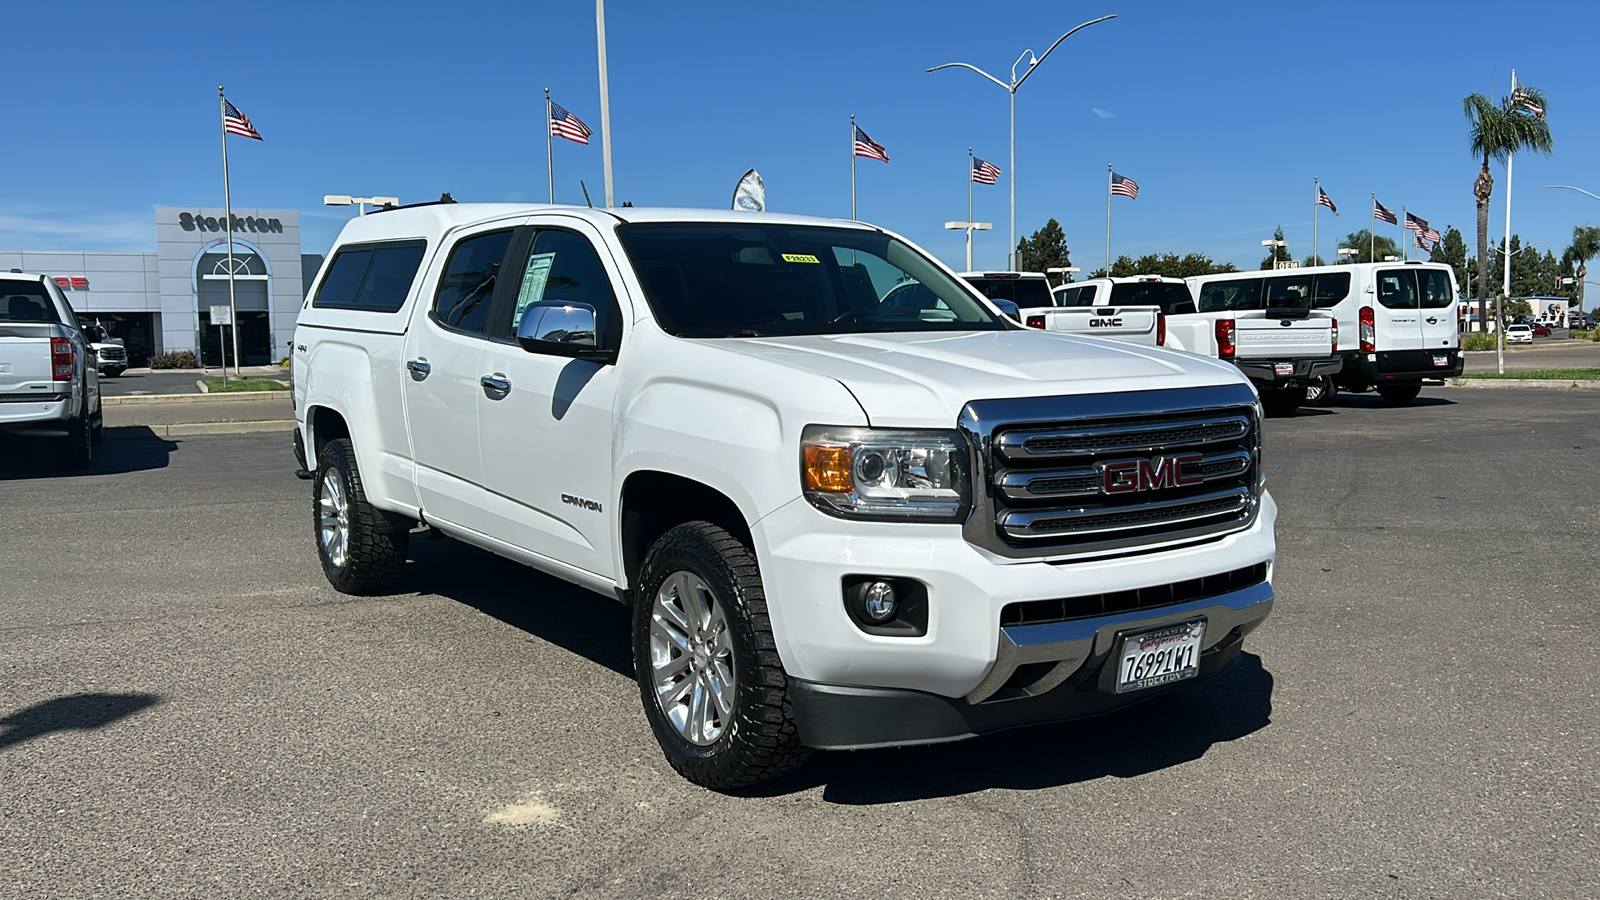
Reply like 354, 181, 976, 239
650, 570, 735, 746
318, 470, 350, 569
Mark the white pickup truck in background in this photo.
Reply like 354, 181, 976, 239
0, 272, 103, 468
1168, 272, 1342, 415
293, 204, 1277, 790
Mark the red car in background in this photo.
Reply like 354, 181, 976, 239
1530, 323, 1552, 337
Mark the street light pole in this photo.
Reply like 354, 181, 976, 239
1497, 240, 1549, 374
926, 15, 1115, 271
945, 221, 992, 271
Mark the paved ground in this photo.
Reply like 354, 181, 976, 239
1462, 334, 1600, 373
1, 392, 1595, 899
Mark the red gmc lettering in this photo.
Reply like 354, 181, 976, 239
1103, 454, 1205, 494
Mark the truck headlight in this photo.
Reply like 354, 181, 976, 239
801, 426, 969, 521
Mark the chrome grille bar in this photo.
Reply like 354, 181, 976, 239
999, 486, 1251, 540
997, 449, 1251, 500
995, 414, 1249, 461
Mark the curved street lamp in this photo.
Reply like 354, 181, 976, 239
926, 15, 1116, 270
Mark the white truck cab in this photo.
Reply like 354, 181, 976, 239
0, 272, 103, 468
293, 204, 1277, 789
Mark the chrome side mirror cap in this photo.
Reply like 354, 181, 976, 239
515, 301, 613, 362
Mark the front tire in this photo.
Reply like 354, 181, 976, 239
312, 438, 409, 594
633, 522, 809, 790
1377, 384, 1421, 405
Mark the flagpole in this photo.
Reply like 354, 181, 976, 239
1370, 194, 1376, 261
545, 88, 554, 204
1105, 164, 1112, 273
1501, 72, 1516, 375
1313, 176, 1319, 266
850, 114, 857, 220
967, 148, 974, 271
1401, 205, 1408, 262
596, 0, 614, 207
218, 87, 239, 382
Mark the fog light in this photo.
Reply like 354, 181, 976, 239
862, 581, 897, 622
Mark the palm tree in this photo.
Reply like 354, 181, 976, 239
1464, 86, 1552, 329
1564, 225, 1600, 314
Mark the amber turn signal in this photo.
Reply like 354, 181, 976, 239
803, 444, 853, 493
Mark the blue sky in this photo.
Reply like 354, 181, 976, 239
6, 1, 1599, 276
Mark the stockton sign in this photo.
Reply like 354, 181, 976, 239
178, 212, 284, 234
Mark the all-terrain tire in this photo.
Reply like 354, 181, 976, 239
57, 407, 92, 471
633, 521, 810, 791
312, 438, 409, 594
1377, 384, 1421, 406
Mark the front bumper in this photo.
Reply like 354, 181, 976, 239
1233, 355, 1343, 389
1337, 348, 1464, 385
751, 488, 1276, 709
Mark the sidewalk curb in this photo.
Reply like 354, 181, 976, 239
1443, 378, 1600, 391
103, 391, 290, 406
108, 420, 295, 438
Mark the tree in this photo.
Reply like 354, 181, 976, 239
1301, 254, 1326, 267
1563, 224, 1600, 312
1335, 230, 1402, 264
1258, 226, 1291, 269
1464, 84, 1553, 335
1015, 219, 1072, 283
1087, 252, 1237, 279
1428, 227, 1470, 296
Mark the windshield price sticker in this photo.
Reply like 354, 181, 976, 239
781, 253, 820, 264
1115, 620, 1204, 694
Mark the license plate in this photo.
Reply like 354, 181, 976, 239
1275, 362, 1294, 376
1115, 621, 1205, 694
1434, 355, 1449, 366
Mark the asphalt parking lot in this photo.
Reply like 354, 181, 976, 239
1, 389, 1596, 899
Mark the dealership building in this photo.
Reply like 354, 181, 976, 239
0, 207, 322, 366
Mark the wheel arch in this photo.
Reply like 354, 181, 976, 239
619, 470, 752, 600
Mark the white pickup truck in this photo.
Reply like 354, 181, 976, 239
963, 272, 1168, 345
1169, 272, 1342, 415
0, 272, 103, 468
292, 204, 1277, 789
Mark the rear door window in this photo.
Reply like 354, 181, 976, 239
0, 281, 61, 323
1311, 272, 1350, 308
504, 228, 622, 348
1078, 285, 1098, 305
1419, 269, 1454, 308
433, 230, 515, 334
1377, 269, 1418, 309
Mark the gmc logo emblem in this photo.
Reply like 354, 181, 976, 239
1088, 317, 1124, 328
1101, 454, 1205, 494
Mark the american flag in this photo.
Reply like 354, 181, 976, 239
1110, 172, 1138, 199
1405, 212, 1428, 234
1317, 186, 1338, 215
853, 125, 889, 163
549, 101, 593, 145
971, 156, 1001, 185
1415, 232, 1429, 250
1511, 72, 1545, 120
1373, 199, 1398, 225
1424, 225, 1442, 244
223, 99, 262, 141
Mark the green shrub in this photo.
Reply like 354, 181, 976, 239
1462, 332, 1498, 351
149, 350, 199, 369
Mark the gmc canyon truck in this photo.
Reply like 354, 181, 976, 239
292, 204, 1277, 789
0, 272, 103, 469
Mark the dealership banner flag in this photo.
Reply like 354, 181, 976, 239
732, 169, 765, 212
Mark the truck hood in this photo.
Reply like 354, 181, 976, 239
714, 330, 1246, 428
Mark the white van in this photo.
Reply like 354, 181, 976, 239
1183, 263, 1461, 406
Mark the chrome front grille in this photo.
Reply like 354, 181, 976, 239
97, 346, 126, 361
959, 384, 1262, 558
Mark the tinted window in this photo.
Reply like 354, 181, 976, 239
0, 281, 60, 323
1419, 269, 1454, 309
1264, 274, 1312, 308
1109, 282, 1193, 314
1376, 269, 1417, 310
433, 230, 514, 334
511, 229, 621, 345
1052, 287, 1077, 307
616, 224, 1002, 337
964, 276, 1054, 308
315, 242, 427, 312
1078, 285, 1098, 305
1197, 278, 1263, 312
1311, 272, 1350, 307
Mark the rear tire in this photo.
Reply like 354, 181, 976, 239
1260, 385, 1307, 417
1377, 384, 1421, 405
1304, 376, 1338, 408
57, 408, 92, 471
633, 521, 810, 791
312, 438, 409, 594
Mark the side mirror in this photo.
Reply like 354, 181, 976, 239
515, 301, 614, 363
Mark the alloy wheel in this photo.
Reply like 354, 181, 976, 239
649, 570, 735, 746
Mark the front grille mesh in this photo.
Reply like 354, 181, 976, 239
1001, 563, 1268, 626
984, 406, 1259, 553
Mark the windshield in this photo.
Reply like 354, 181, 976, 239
1108, 282, 1195, 314
962, 275, 1054, 308
614, 223, 1004, 337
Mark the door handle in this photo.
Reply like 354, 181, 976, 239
480, 373, 512, 393
406, 359, 431, 377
